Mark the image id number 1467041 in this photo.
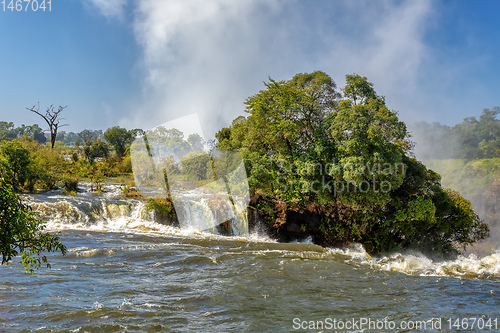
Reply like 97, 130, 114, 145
1, 0, 51, 11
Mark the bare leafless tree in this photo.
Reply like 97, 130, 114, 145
27, 103, 68, 148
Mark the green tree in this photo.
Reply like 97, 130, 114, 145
20, 138, 67, 190
0, 140, 32, 191
77, 132, 109, 164
104, 126, 134, 158
223, 71, 489, 256
58, 131, 79, 146
342, 73, 377, 105
327, 74, 409, 208
243, 78, 314, 159
17, 124, 47, 144
0, 121, 19, 140
187, 133, 205, 153
181, 152, 211, 183
146, 127, 191, 159
0, 182, 66, 273
85, 139, 109, 163
215, 127, 232, 151
372, 156, 490, 255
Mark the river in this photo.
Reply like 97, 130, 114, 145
0, 186, 499, 332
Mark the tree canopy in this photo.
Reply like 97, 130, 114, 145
104, 126, 135, 158
216, 71, 489, 255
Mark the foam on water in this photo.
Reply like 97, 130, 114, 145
244, 242, 500, 280
340, 246, 500, 280
27, 190, 262, 245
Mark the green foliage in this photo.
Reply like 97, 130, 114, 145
187, 134, 205, 153
17, 124, 47, 144
145, 197, 176, 218
79, 161, 105, 192
412, 106, 500, 160
180, 152, 211, 184
0, 121, 49, 143
145, 127, 194, 159
121, 185, 142, 199
424, 158, 499, 253
328, 81, 408, 208
62, 176, 79, 194
0, 140, 31, 190
55, 130, 80, 146
0, 72, 490, 257
0, 182, 66, 273
364, 156, 490, 256
0, 138, 79, 192
131, 126, 213, 189
20, 138, 68, 191
343, 73, 377, 105
0, 121, 18, 140
104, 126, 134, 158
225, 71, 488, 256
82, 138, 109, 164
240, 151, 275, 194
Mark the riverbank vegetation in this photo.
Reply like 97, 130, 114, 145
0, 124, 136, 270
0, 126, 136, 193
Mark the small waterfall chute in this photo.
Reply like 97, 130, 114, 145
130, 114, 250, 235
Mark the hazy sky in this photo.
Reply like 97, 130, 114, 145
1, 0, 500, 136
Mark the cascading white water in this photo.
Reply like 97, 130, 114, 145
23, 189, 500, 280
26, 188, 249, 236
177, 197, 218, 233
31, 200, 90, 225
28, 195, 154, 230
129, 115, 251, 237
171, 189, 249, 235
230, 198, 249, 236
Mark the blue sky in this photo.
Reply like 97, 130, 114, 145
1, 0, 499, 137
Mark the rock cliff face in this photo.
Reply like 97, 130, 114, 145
246, 193, 353, 249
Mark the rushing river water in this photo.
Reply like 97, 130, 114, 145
1, 187, 499, 332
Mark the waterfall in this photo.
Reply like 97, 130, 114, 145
28, 195, 154, 229
231, 201, 249, 236
25, 188, 248, 236
129, 115, 251, 237
172, 189, 249, 235
31, 200, 90, 225
176, 195, 218, 233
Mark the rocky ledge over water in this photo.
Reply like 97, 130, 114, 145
136, 187, 489, 258
142, 193, 352, 249
246, 193, 361, 250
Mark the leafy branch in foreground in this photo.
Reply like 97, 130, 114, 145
0, 182, 66, 273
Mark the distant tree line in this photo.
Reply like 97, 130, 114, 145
0, 122, 48, 144
0, 125, 142, 193
411, 107, 500, 160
